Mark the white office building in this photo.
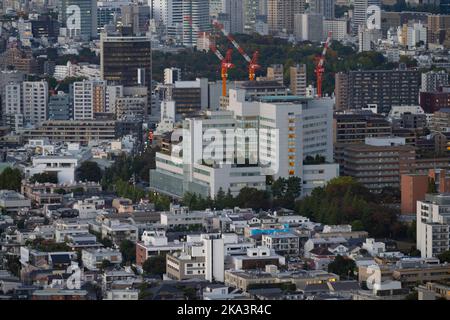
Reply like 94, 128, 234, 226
150, 89, 337, 199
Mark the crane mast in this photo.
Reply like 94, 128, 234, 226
315, 31, 332, 98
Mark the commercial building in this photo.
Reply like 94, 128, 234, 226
21, 120, 118, 145
427, 15, 450, 47
100, 33, 152, 93
353, 0, 381, 31
222, 0, 244, 34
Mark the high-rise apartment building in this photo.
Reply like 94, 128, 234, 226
309, 0, 335, 20
72, 80, 96, 120
222, 0, 244, 34
335, 68, 421, 113
22, 81, 48, 126
182, 0, 210, 47
267, 0, 305, 35
417, 194, 450, 258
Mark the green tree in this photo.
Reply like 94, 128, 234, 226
142, 255, 166, 276
119, 240, 136, 264
437, 250, 450, 263
76, 161, 103, 182
29, 172, 58, 184
100, 259, 113, 271
0, 167, 22, 191
327, 255, 357, 279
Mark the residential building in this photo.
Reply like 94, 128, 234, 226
22, 81, 48, 126
421, 70, 449, 92
323, 19, 348, 41
262, 233, 300, 256
335, 68, 421, 114
0, 190, 31, 214
342, 142, 416, 192
48, 92, 72, 121
417, 193, 450, 258
289, 64, 307, 97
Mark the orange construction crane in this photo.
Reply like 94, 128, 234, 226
314, 31, 332, 98
184, 16, 234, 97
213, 21, 260, 81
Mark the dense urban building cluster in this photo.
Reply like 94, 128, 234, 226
0, 0, 449, 302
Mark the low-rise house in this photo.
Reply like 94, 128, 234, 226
0, 190, 31, 214
82, 248, 122, 271
136, 231, 184, 267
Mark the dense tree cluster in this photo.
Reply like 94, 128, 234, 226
0, 167, 22, 191
182, 177, 301, 212
142, 255, 166, 276
295, 177, 409, 239
153, 36, 399, 95
328, 255, 357, 279
76, 161, 103, 183
29, 172, 58, 184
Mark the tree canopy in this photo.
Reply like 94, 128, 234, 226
0, 167, 22, 191
142, 255, 166, 276
29, 172, 58, 184
76, 161, 103, 183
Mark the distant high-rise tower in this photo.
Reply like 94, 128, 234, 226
223, 0, 244, 34
182, 0, 210, 47
267, 0, 305, 34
